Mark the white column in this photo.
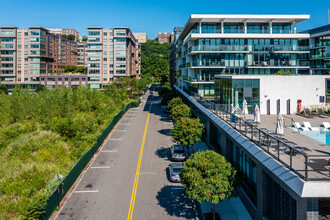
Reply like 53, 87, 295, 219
244, 21, 247, 34
293, 21, 296, 34
199, 21, 202, 33
221, 22, 224, 34
269, 21, 273, 34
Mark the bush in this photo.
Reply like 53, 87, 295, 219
170, 104, 191, 121
168, 97, 183, 110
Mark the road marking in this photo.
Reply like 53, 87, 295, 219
109, 138, 123, 141
126, 113, 136, 115
90, 166, 111, 169
120, 123, 131, 125
74, 190, 99, 193
101, 150, 118, 153
115, 130, 127, 132
127, 103, 151, 220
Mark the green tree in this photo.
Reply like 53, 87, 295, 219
0, 85, 8, 94
36, 85, 46, 93
81, 37, 87, 42
168, 97, 183, 110
64, 65, 77, 73
76, 66, 86, 73
170, 104, 191, 121
171, 117, 204, 153
62, 34, 75, 41
180, 150, 240, 220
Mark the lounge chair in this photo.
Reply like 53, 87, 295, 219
303, 122, 319, 131
322, 122, 330, 130
317, 108, 327, 117
293, 122, 309, 131
304, 108, 314, 118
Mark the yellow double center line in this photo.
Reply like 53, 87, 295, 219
127, 103, 152, 220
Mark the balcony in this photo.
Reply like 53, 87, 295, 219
191, 61, 225, 68
248, 60, 310, 68
190, 45, 249, 53
273, 46, 309, 52
310, 54, 330, 59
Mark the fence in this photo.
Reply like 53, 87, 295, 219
40, 99, 141, 219
177, 86, 330, 181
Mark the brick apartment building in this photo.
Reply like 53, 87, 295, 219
158, 32, 174, 44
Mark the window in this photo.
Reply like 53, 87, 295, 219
30, 31, 40, 36
116, 31, 126, 36
116, 63, 126, 68
30, 44, 40, 48
104, 32, 107, 36
30, 37, 39, 42
88, 63, 100, 68
1, 31, 14, 36
0, 37, 14, 42
116, 70, 126, 74
116, 50, 126, 55
88, 69, 100, 74
88, 37, 100, 42
1, 44, 13, 48
88, 31, 100, 36
88, 57, 100, 61
116, 38, 126, 42
116, 44, 126, 49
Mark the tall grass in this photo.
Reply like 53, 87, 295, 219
0, 81, 138, 219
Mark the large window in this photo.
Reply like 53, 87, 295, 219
1, 31, 14, 36
88, 31, 100, 36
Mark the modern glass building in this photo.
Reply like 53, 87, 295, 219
308, 24, 330, 75
171, 15, 311, 97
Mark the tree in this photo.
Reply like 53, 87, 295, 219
168, 97, 183, 110
171, 117, 204, 153
64, 65, 77, 73
180, 150, 240, 220
0, 85, 8, 94
170, 104, 191, 121
82, 37, 88, 42
76, 66, 86, 73
62, 34, 75, 41
35, 85, 46, 93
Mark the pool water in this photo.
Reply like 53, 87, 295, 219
300, 129, 330, 146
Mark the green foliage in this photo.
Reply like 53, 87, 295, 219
36, 85, 46, 93
62, 34, 75, 41
141, 40, 170, 84
81, 37, 87, 42
0, 85, 136, 219
76, 66, 86, 73
273, 71, 292, 75
64, 65, 77, 73
180, 150, 239, 207
0, 85, 8, 94
171, 117, 204, 152
168, 97, 183, 110
170, 104, 191, 121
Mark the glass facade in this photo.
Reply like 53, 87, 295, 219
215, 77, 260, 113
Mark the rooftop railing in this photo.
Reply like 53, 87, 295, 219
191, 60, 225, 67
178, 88, 330, 181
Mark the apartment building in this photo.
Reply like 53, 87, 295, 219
77, 41, 87, 68
133, 32, 147, 43
308, 24, 330, 75
171, 14, 311, 97
86, 27, 140, 89
158, 32, 173, 44
48, 28, 79, 41
170, 27, 183, 86
0, 26, 78, 89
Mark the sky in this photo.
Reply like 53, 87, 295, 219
0, 0, 329, 39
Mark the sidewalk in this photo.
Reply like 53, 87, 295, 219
192, 142, 252, 220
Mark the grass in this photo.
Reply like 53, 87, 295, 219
0, 84, 138, 219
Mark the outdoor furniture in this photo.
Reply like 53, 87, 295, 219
317, 108, 326, 118
322, 122, 330, 130
293, 122, 309, 131
304, 108, 314, 118
303, 122, 319, 131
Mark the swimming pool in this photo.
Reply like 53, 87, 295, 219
300, 129, 330, 146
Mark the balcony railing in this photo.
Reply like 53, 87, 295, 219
273, 46, 309, 51
248, 60, 310, 67
191, 61, 225, 67
310, 54, 330, 59
176, 87, 330, 181
190, 45, 248, 52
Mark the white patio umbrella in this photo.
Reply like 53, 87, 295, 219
254, 105, 260, 123
242, 99, 248, 115
275, 113, 284, 135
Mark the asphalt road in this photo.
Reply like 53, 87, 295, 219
55, 85, 202, 220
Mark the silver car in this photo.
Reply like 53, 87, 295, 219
169, 163, 184, 182
171, 145, 186, 161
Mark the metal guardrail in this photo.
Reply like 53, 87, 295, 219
179, 88, 330, 181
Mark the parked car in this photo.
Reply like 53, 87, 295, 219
163, 107, 170, 114
169, 163, 184, 182
171, 145, 186, 161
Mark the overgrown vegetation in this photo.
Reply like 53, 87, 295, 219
273, 71, 292, 75
0, 78, 142, 219
141, 40, 170, 84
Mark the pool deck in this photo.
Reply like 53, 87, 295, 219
242, 113, 330, 180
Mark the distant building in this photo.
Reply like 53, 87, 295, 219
86, 27, 140, 89
77, 42, 88, 68
133, 32, 147, 43
158, 32, 173, 44
48, 28, 79, 41
0, 26, 78, 90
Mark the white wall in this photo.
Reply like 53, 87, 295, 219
258, 75, 328, 114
